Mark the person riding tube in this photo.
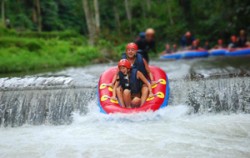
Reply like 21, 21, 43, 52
135, 28, 156, 62
111, 59, 154, 108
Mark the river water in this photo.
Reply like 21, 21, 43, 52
0, 57, 250, 158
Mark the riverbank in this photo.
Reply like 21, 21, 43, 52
0, 28, 122, 74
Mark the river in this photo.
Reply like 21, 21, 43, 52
0, 56, 250, 158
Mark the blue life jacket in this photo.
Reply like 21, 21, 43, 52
118, 69, 141, 94
121, 53, 148, 78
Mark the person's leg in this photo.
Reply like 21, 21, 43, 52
140, 84, 149, 106
123, 89, 131, 108
116, 86, 125, 107
131, 96, 141, 108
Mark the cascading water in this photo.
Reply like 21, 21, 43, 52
0, 88, 95, 127
171, 77, 250, 113
0, 58, 250, 158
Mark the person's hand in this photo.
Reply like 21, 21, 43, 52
107, 83, 114, 88
148, 92, 154, 98
110, 96, 117, 101
151, 80, 157, 86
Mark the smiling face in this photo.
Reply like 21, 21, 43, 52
126, 48, 136, 59
119, 66, 129, 75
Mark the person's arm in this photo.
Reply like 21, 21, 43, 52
111, 77, 119, 100
108, 72, 118, 88
137, 71, 154, 98
143, 59, 154, 81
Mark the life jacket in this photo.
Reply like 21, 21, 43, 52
121, 53, 148, 78
118, 69, 141, 94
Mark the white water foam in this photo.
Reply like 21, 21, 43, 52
1, 102, 250, 158
1, 60, 250, 158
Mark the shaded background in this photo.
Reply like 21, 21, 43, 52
0, 0, 250, 73
2, 0, 250, 44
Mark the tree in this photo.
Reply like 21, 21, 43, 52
167, 0, 174, 25
82, 0, 100, 45
33, 0, 42, 32
179, 0, 192, 25
124, 0, 132, 33
113, 4, 121, 35
41, 0, 62, 31
94, 0, 100, 35
146, 0, 151, 11
3, 0, 250, 47
82, 0, 95, 45
1, 0, 5, 27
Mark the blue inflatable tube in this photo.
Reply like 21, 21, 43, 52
209, 49, 228, 56
160, 50, 209, 60
183, 51, 209, 59
225, 48, 250, 56
160, 53, 183, 60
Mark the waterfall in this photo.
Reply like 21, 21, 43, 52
0, 88, 95, 127
1, 75, 249, 127
170, 77, 250, 113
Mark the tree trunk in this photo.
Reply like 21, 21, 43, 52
1, 0, 5, 27
141, 2, 146, 28
167, 1, 174, 25
36, 0, 42, 32
124, 0, 132, 33
113, 5, 120, 35
93, 0, 100, 35
82, 0, 95, 45
32, 0, 42, 32
146, 0, 151, 11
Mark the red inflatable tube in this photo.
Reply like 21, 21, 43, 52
97, 66, 170, 114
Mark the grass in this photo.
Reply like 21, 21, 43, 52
0, 28, 105, 74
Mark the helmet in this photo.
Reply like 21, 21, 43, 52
126, 42, 138, 51
118, 59, 131, 69
145, 28, 155, 35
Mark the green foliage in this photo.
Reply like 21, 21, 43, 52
0, 0, 249, 74
4, 0, 250, 46
41, 0, 63, 31
12, 14, 34, 31
0, 30, 103, 73
17, 30, 83, 40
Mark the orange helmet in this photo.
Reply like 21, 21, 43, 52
118, 59, 131, 69
126, 42, 138, 51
